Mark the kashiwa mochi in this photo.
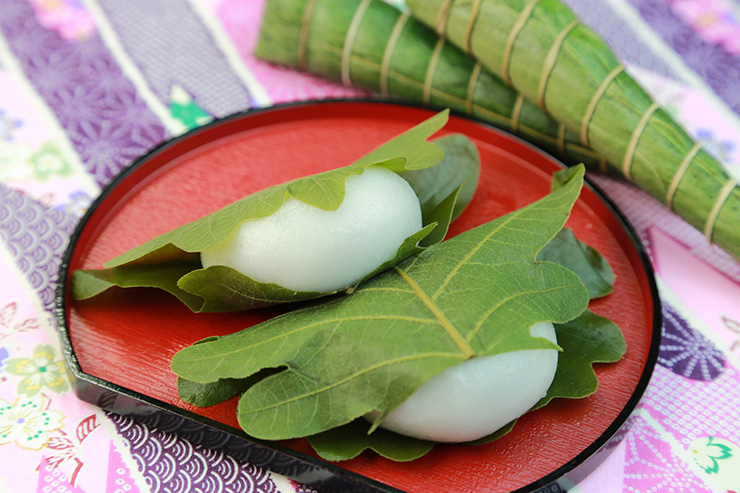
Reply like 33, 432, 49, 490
372, 322, 558, 442
201, 166, 423, 292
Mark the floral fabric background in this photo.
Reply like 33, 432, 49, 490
0, 0, 739, 492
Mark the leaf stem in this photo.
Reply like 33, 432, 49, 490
393, 267, 475, 358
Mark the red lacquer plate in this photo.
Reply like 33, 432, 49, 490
55, 101, 661, 493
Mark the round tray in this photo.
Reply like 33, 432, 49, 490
56, 101, 661, 493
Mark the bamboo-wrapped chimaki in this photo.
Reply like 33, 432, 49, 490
255, 0, 606, 170
407, 0, 740, 261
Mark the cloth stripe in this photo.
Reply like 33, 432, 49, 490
185, 0, 272, 108
628, 0, 740, 117
0, 0, 168, 187
80, 0, 184, 135
604, 0, 739, 125
93, 0, 258, 119
0, 28, 100, 204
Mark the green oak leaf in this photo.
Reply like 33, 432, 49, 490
109, 110, 447, 264
400, 133, 480, 222
308, 419, 435, 462
465, 420, 518, 446
172, 223, 619, 410
534, 310, 626, 410
70, 252, 202, 307
171, 165, 591, 441
469, 310, 625, 446
171, 166, 622, 461
178, 377, 255, 408
305, 310, 626, 459
175, 222, 440, 312
72, 110, 481, 312
178, 366, 282, 408
539, 228, 615, 299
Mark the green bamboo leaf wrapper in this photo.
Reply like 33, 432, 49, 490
407, 0, 740, 261
255, 0, 605, 169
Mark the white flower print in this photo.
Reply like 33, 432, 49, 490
0, 393, 64, 450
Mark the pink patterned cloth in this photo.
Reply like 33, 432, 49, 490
0, 0, 739, 492
668, 0, 740, 54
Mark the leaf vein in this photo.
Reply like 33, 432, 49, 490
248, 351, 465, 413
431, 208, 528, 300
357, 287, 415, 295
467, 282, 584, 346
185, 315, 440, 364
394, 267, 475, 358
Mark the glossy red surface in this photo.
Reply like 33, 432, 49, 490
63, 102, 657, 492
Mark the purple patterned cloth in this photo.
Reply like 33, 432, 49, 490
660, 303, 725, 381
94, 0, 254, 117
1, 0, 739, 492
0, 185, 76, 311
631, 0, 740, 117
0, 0, 168, 187
108, 413, 283, 493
